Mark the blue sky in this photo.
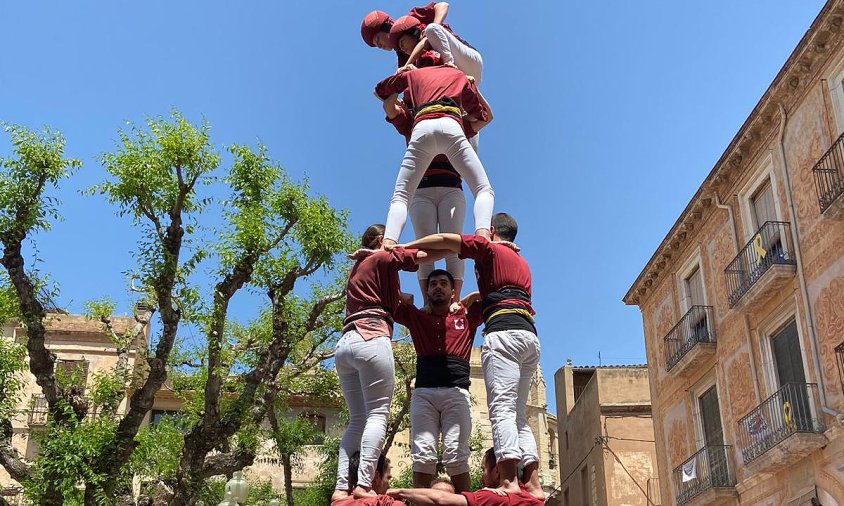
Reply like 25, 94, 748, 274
0, 1, 827, 414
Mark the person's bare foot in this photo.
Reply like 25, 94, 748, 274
332, 489, 351, 503
475, 228, 491, 240
524, 483, 545, 501
381, 238, 397, 250
352, 486, 377, 499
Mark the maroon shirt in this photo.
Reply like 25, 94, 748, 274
461, 489, 543, 506
458, 235, 536, 333
394, 302, 482, 388
345, 249, 419, 339
375, 66, 489, 126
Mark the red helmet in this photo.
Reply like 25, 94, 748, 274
361, 10, 394, 48
389, 15, 422, 52
417, 50, 441, 68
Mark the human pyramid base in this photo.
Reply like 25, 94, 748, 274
331, 4, 542, 505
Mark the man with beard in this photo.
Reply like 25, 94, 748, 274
394, 269, 482, 493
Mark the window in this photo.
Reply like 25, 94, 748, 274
771, 320, 807, 388
828, 60, 844, 134
300, 412, 327, 444
151, 410, 181, 425
750, 179, 777, 230
684, 266, 705, 309
55, 359, 89, 392
580, 466, 589, 506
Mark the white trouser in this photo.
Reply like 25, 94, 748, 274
424, 23, 483, 85
410, 186, 466, 281
481, 329, 540, 465
385, 117, 494, 242
410, 386, 472, 476
335, 332, 395, 490
424, 23, 484, 153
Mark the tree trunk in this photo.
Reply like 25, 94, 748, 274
283, 454, 294, 506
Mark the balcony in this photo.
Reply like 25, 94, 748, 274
27, 395, 49, 426
664, 306, 716, 376
27, 395, 110, 427
813, 131, 844, 215
1, 487, 23, 506
672, 445, 736, 506
736, 383, 826, 474
725, 221, 796, 312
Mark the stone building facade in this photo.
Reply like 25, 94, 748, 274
554, 364, 660, 506
624, 1, 844, 504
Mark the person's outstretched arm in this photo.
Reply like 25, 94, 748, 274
387, 487, 468, 506
402, 37, 432, 70
375, 72, 411, 99
400, 233, 463, 253
433, 2, 449, 24
461, 291, 481, 308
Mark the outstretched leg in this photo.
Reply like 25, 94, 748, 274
385, 122, 438, 244
441, 121, 494, 236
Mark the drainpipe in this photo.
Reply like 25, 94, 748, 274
713, 193, 762, 405
777, 103, 844, 423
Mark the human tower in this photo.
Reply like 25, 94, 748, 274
331, 4, 543, 505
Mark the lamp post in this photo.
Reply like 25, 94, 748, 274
223, 470, 250, 505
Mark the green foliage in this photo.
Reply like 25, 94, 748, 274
23, 411, 123, 505
0, 273, 20, 324
0, 124, 80, 241
0, 114, 356, 502
83, 298, 116, 322
96, 111, 218, 223
294, 436, 340, 506
88, 369, 126, 415
0, 337, 26, 421
130, 417, 185, 482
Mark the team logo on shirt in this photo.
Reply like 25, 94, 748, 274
454, 318, 465, 330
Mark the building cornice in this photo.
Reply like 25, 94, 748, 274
624, 0, 844, 306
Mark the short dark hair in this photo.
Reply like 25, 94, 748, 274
427, 269, 454, 288
361, 224, 385, 249
483, 447, 496, 472
491, 213, 518, 242
348, 451, 389, 490
431, 476, 455, 491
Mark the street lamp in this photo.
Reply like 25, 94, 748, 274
224, 470, 250, 505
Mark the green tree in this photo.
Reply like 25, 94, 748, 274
0, 115, 352, 505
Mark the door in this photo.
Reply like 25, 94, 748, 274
699, 386, 729, 486
750, 180, 784, 267
771, 320, 812, 431
684, 267, 709, 343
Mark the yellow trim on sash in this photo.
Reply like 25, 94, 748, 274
415, 104, 462, 118
485, 308, 535, 324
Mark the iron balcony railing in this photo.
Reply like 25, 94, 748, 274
725, 221, 796, 307
813, 130, 844, 213
0, 487, 23, 506
736, 383, 824, 464
28, 395, 49, 426
664, 306, 716, 371
28, 395, 109, 426
672, 445, 735, 504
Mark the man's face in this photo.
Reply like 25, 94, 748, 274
427, 275, 453, 305
373, 31, 392, 50
374, 463, 392, 494
398, 33, 418, 55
